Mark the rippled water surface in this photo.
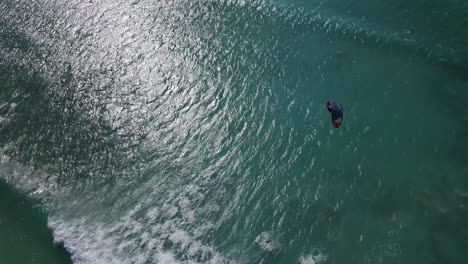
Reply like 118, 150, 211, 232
1, 0, 467, 263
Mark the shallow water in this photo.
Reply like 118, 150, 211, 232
0, 0, 467, 263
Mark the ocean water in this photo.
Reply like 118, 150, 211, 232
0, 0, 467, 263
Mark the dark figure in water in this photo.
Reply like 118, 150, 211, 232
327, 100, 343, 128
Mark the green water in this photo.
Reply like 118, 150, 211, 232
0, 180, 72, 263
0, 0, 467, 263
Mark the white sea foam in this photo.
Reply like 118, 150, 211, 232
0, 152, 231, 264
49, 217, 231, 264
47, 183, 233, 264
299, 250, 327, 264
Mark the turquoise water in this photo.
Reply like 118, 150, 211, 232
1, 0, 467, 263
